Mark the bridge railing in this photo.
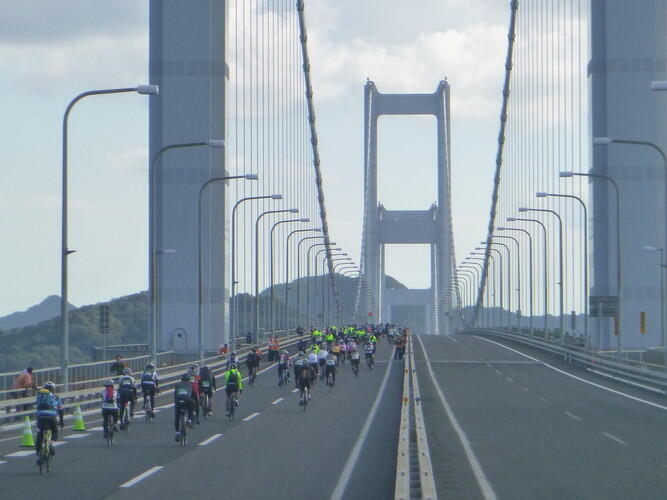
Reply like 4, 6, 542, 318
467, 328, 667, 395
0, 329, 299, 428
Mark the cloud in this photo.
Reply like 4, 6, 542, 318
108, 145, 148, 175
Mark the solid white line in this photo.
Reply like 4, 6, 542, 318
473, 336, 667, 412
448, 336, 460, 344
564, 411, 581, 421
495, 370, 502, 375
601, 432, 626, 445
292, 388, 299, 393
64, 433, 90, 439
198, 433, 223, 446
0, 460, 6, 465
417, 335, 498, 500
242, 412, 260, 422
272, 398, 284, 405
120, 466, 164, 488
89, 426, 104, 432
5, 450, 34, 458
330, 350, 394, 500
52, 441, 66, 447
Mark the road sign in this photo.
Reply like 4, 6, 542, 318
589, 296, 618, 317
99, 305, 110, 335
640, 312, 646, 334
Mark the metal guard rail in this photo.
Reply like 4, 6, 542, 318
467, 328, 667, 395
0, 330, 300, 426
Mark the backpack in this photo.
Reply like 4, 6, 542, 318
246, 351, 256, 364
36, 391, 54, 411
226, 371, 239, 388
103, 387, 115, 404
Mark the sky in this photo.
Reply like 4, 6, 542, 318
0, 0, 511, 316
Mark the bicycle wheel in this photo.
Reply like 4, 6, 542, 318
179, 415, 187, 446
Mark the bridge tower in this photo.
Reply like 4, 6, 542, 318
590, 1, 667, 350
149, 1, 229, 354
358, 81, 455, 335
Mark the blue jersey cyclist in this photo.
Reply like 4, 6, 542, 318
35, 382, 63, 465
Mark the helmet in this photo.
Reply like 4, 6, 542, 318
229, 364, 237, 371
44, 381, 56, 391
188, 365, 198, 375
282, 350, 288, 354
146, 363, 154, 370
103, 379, 114, 387
123, 367, 132, 375
201, 365, 209, 371
231, 352, 237, 356
181, 374, 190, 382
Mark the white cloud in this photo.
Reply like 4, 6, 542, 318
108, 145, 148, 175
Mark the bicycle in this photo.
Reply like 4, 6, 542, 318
366, 354, 374, 371
351, 358, 360, 377
38, 429, 53, 474
248, 366, 257, 385
326, 371, 335, 388
121, 401, 131, 432
299, 387, 309, 412
201, 392, 210, 420
103, 413, 115, 447
226, 392, 238, 422
143, 395, 155, 424
177, 409, 188, 446
278, 368, 289, 387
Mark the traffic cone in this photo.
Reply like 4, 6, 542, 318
72, 404, 86, 431
21, 416, 35, 447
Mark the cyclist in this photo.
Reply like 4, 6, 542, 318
364, 341, 375, 366
174, 374, 195, 442
317, 346, 328, 380
199, 365, 216, 417
187, 365, 201, 424
369, 333, 378, 346
118, 368, 137, 428
297, 358, 313, 405
35, 382, 62, 465
140, 363, 159, 418
350, 349, 361, 373
293, 353, 306, 387
278, 349, 291, 386
325, 352, 337, 386
307, 349, 319, 382
101, 379, 119, 435
224, 364, 243, 416
331, 341, 341, 365
325, 331, 335, 348
245, 348, 257, 382
297, 338, 308, 353
227, 351, 241, 371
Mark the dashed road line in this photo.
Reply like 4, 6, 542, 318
292, 388, 299, 393
5, 450, 34, 458
601, 432, 626, 445
242, 412, 261, 422
65, 433, 90, 439
89, 426, 104, 432
198, 433, 223, 446
52, 441, 66, 447
564, 411, 581, 421
495, 370, 502, 375
506, 377, 514, 384
540, 397, 550, 404
272, 398, 284, 405
120, 466, 164, 488
0, 460, 6, 465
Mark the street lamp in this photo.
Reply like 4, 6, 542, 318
269, 217, 310, 334
198, 173, 258, 361
463, 260, 487, 327
230, 193, 283, 351
562, 170, 622, 355
254, 208, 299, 342
477, 245, 509, 328
149, 139, 226, 364
284, 228, 321, 330
498, 226, 534, 335
306, 243, 338, 326
644, 245, 666, 370
61, 84, 159, 390
536, 191, 590, 347
471, 252, 501, 327
490, 236, 522, 332
519, 206, 565, 345
297, 235, 327, 324
320, 252, 347, 326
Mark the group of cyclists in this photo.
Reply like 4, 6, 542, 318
32, 323, 391, 460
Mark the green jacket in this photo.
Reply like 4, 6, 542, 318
224, 370, 243, 390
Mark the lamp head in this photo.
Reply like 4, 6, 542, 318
244, 173, 259, 180
497, 226, 506, 231
507, 217, 517, 222
270, 194, 283, 200
299, 218, 310, 222
314, 228, 322, 232
207, 139, 225, 148
518, 207, 528, 212
536, 192, 548, 198
289, 208, 299, 213
651, 81, 667, 91
559, 171, 574, 178
593, 137, 613, 145
644, 246, 659, 252
136, 84, 159, 95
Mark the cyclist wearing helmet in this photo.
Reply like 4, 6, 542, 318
118, 367, 137, 428
223, 364, 243, 416
278, 349, 291, 386
140, 363, 159, 418
35, 382, 62, 465
293, 353, 306, 386
174, 374, 195, 442
199, 365, 216, 416
227, 351, 241, 371
187, 365, 201, 424
101, 379, 119, 435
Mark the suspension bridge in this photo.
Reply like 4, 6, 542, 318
3, 1, 667, 499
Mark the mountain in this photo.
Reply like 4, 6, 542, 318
0, 295, 76, 331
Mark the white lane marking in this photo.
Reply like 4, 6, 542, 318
601, 432, 626, 445
417, 335, 498, 500
292, 388, 299, 393
120, 466, 164, 488
486, 363, 492, 368
540, 397, 550, 404
473, 336, 667, 412
272, 398, 284, 405
198, 434, 223, 446
5, 450, 34, 458
52, 441, 66, 447
0, 460, 6, 465
495, 370, 502, 375
89, 426, 104, 432
330, 349, 394, 500
506, 377, 514, 384
448, 336, 460, 344
65, 433, 90, 439
564, 411, 581, 421
161, 403, 174, 409
242, 412, 260, 422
